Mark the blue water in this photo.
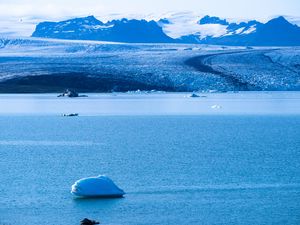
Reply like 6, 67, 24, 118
0, 114, 300, 225
0, 92, 300, 115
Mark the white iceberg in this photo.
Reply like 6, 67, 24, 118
211, 105, 222, 109
71, 175, 125, 198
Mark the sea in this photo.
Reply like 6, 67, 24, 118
0, 92, 300, 225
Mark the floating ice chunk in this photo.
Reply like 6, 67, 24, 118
211, 105, 222, 109
71, 175, 125, 198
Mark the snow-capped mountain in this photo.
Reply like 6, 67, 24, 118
164, 15, 263, 43
32, 15, 300, 46
195, 16, 300, 46
199, 16, 262, 36
32, 16, 174, 43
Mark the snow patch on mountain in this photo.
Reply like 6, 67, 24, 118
157, 12, 228, 39
155, 13, 263, 41
285, 16, 300, 26
243, 25, 257, 34
82, 24, 114, 30
157, 12, 202, 38
197, 24, 228, 39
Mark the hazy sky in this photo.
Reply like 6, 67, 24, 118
0, 0, 299, 36
1, 0, 299, 19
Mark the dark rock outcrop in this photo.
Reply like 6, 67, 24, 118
80, 218, 100, 225
58, 89, 79, 97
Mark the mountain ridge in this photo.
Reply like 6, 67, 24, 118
32, 16, 174, 43
32, 15, 300, 46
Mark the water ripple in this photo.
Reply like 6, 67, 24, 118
0, 140, 105, 146
129, 183, 300, 195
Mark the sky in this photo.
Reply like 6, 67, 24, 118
0, 0, 300, 36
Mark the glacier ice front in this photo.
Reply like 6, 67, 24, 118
71, 175, 125, 198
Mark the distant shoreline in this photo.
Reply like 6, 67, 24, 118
0, 73, 178, 93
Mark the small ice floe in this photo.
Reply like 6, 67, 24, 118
211, 105, 222, 109
71, 175, 125, 198
63, 113, 79, 117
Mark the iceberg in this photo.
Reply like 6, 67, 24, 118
71, 175, 125, 198
211, 104, 222, 109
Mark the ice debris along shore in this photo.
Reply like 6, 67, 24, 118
71, 175, 125, 198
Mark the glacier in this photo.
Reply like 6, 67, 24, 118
0, 37, 299, 92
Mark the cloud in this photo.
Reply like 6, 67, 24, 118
0, 0, 108, 36
0, 0, 299, 37
0, 1, 106, 19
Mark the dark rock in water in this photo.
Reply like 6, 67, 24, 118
58, 89, 79, 97
63, 113, 79, 117
190, 93, 200, 98
80, 218, 100, 225
58, 89, 88, 98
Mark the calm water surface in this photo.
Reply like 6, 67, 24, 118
0, 93, 300, 225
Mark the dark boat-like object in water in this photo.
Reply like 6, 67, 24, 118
63, 113, 79, 117
58, 89, 88, 98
